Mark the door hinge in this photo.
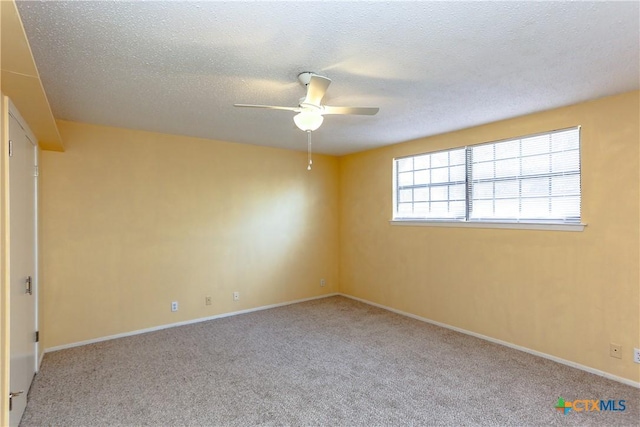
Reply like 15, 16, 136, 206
34, 165, 39, 177
9, 390, 23, 411
35, 331, 39, 343
8, 140, 13, 157
25, 276, 32, 295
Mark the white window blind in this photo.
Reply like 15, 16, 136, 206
393, 127, 581, 224
469, 128, 580, 222
395, 148, 466, 219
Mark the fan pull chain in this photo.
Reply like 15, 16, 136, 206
307, 131, 313, 170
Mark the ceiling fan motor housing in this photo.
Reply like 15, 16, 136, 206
297, 72, 317, 87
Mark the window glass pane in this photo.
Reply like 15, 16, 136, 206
552, 130, 579, 152
494, 198, 519, 217
450, 184, 465, 200
521, 154, 550, 175
414, 202, 429, 215
472, 161, 494, 180
494, 158, 519, 178
449, 149, 466, 165
494, 179, 519, 198
551, 196, 580, 218
414, 169, 429, 185
472, 144, 494, 162
414, 187, 429, 202
471, 200, 493, 218
431, 186, 448, 201
431, 167, 449, 184
551, 151, 579, 173
397, 158, 413, 172
399, 189, 413, 203
430, 202, 450, 216
521, 177, 549, 197
551, 174, 580, 196
431, 152, 449, 168
495, 140, 519, 160
450, 201, 466, 216
473, 181, 494, 200
398, 171, 413, 186
450, 165, 465, 181
521, 135, 550, 156
414, 155, 429, 170
521, 198, 550, 217
397, 203, 413, 214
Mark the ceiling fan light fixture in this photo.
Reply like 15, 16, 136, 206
293, 111, 324, 132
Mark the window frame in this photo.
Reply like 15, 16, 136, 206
391, 127, 585, 231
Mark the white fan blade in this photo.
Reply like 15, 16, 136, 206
322, 106, 379, 115
303, 75, 331, 106
234, 104, 299, 112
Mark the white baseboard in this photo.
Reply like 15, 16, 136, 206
45, 293, 339, 353
339, 293, 640, 389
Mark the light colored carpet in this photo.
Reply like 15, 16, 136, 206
21, 296, 640, 426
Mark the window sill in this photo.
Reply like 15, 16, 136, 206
389, 220, 586, 232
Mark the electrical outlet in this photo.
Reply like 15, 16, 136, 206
205, 296, 212, 306
171, 301, 178, 312
610, 343, 622, 359
233, 291, 239, 301
320, 278, 326, 287
634, 348, 640, 364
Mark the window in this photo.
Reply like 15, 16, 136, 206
393, 127, 581, 225
395, 148, 467, 220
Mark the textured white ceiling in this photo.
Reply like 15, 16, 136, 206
16, 1, 640, 155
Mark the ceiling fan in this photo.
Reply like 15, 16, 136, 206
234, 72, 379, 132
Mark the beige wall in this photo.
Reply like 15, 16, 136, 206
39, 92, 640, 384
40, 121, 339, 349
339, 91, 640, 383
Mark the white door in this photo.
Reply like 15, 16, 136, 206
8, 110, 37, 427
